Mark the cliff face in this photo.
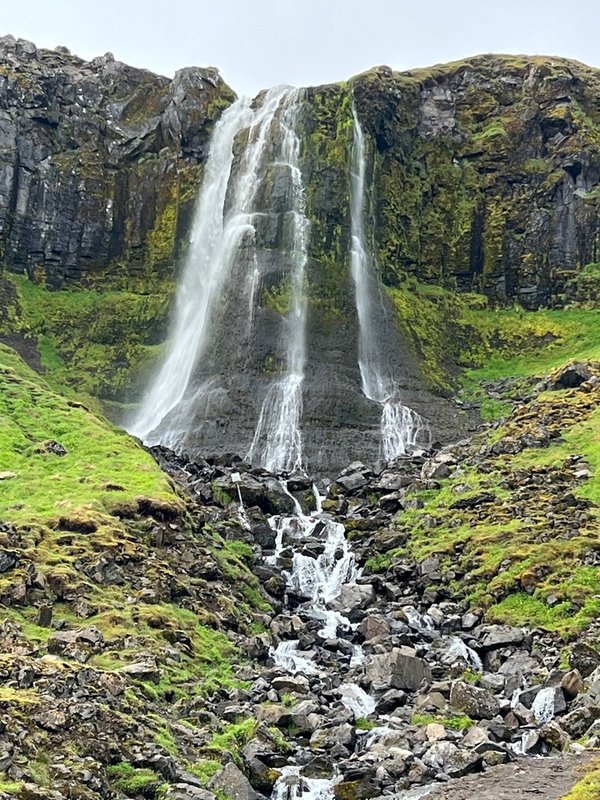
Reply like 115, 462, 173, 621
352, 55, 600, 308
3, 41, 600, 454
0, 35, 235, 290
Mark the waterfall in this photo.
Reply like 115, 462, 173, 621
127, 95, 252, 443
128, 87, 309, 473
349, 106, 429, 461
246, 93, 309, 474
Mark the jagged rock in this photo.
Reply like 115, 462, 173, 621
560, 707, 595, 738
119, 660, 161, 683
477, 625, 526, 650
210, 763, 264, 800
422, 741, 481, 777
0, 550, 19, 572
449, 681, 500, 719
570, 643, 600, 677
562, 669, 585, 699
310, 722, 354, 750
365, 648, 432, 691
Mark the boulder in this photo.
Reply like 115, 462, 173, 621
570, 643, 600, 678
331, 584, 374, 612
358, 615, 390, 641
310, 722, 354, 750
365, 648, 432, 691
449, 681, 500, 720
209, 763, 264, 800
422, 741, 481, 777
539, 721, 570, 751
562, 669, 585, 699
478, 625, 525, 650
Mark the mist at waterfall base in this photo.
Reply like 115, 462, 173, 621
127, 87, 430, 475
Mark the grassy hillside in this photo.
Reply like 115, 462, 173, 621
0, 344, 275, 797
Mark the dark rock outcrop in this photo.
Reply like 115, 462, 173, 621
0, 34, 235, 289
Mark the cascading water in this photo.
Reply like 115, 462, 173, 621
127, 95, 253, 443
246, 92, 309, 473
349, 106, 429, 461
128, 87, 309, 473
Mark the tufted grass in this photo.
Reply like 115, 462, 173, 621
560, 759, 600, 800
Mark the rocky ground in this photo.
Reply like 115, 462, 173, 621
2, 360, 600, 799
425, 755, 592, 799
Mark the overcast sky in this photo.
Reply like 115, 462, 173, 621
3, 0, 600, 96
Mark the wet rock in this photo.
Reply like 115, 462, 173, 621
366, 648, 432, 691
449, 681, 500, 720
333, 776, 380, 800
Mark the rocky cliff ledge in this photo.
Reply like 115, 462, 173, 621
0, 35, 235, 289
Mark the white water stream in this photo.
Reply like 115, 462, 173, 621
246, 92, 309, 473
129, 87, 309, 474
271, 767, 340, 800
349, 107, 429, 461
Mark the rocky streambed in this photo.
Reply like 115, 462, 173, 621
153, 431, 600, 800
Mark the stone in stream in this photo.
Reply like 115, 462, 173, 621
365, 648, 432, 691
331, 584, 375, 612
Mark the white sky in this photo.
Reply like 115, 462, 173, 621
3, 0, 600, 97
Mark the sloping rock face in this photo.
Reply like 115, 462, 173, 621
351, 55, 600, 308
0, 34, 235, 289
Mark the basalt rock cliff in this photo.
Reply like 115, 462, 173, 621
1, 41, 600, 424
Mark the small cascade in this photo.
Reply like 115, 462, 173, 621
531, 687, 556, 724
246, 91, 309, 474
270, 641, 318, 675
349, 106, 430, 461
128, 86, 310, 474
268, 495, 359, 642
444, 636, 484, 672
271, 767, 340, 800
128, 95, 253, 442
339, 683, 377, 718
